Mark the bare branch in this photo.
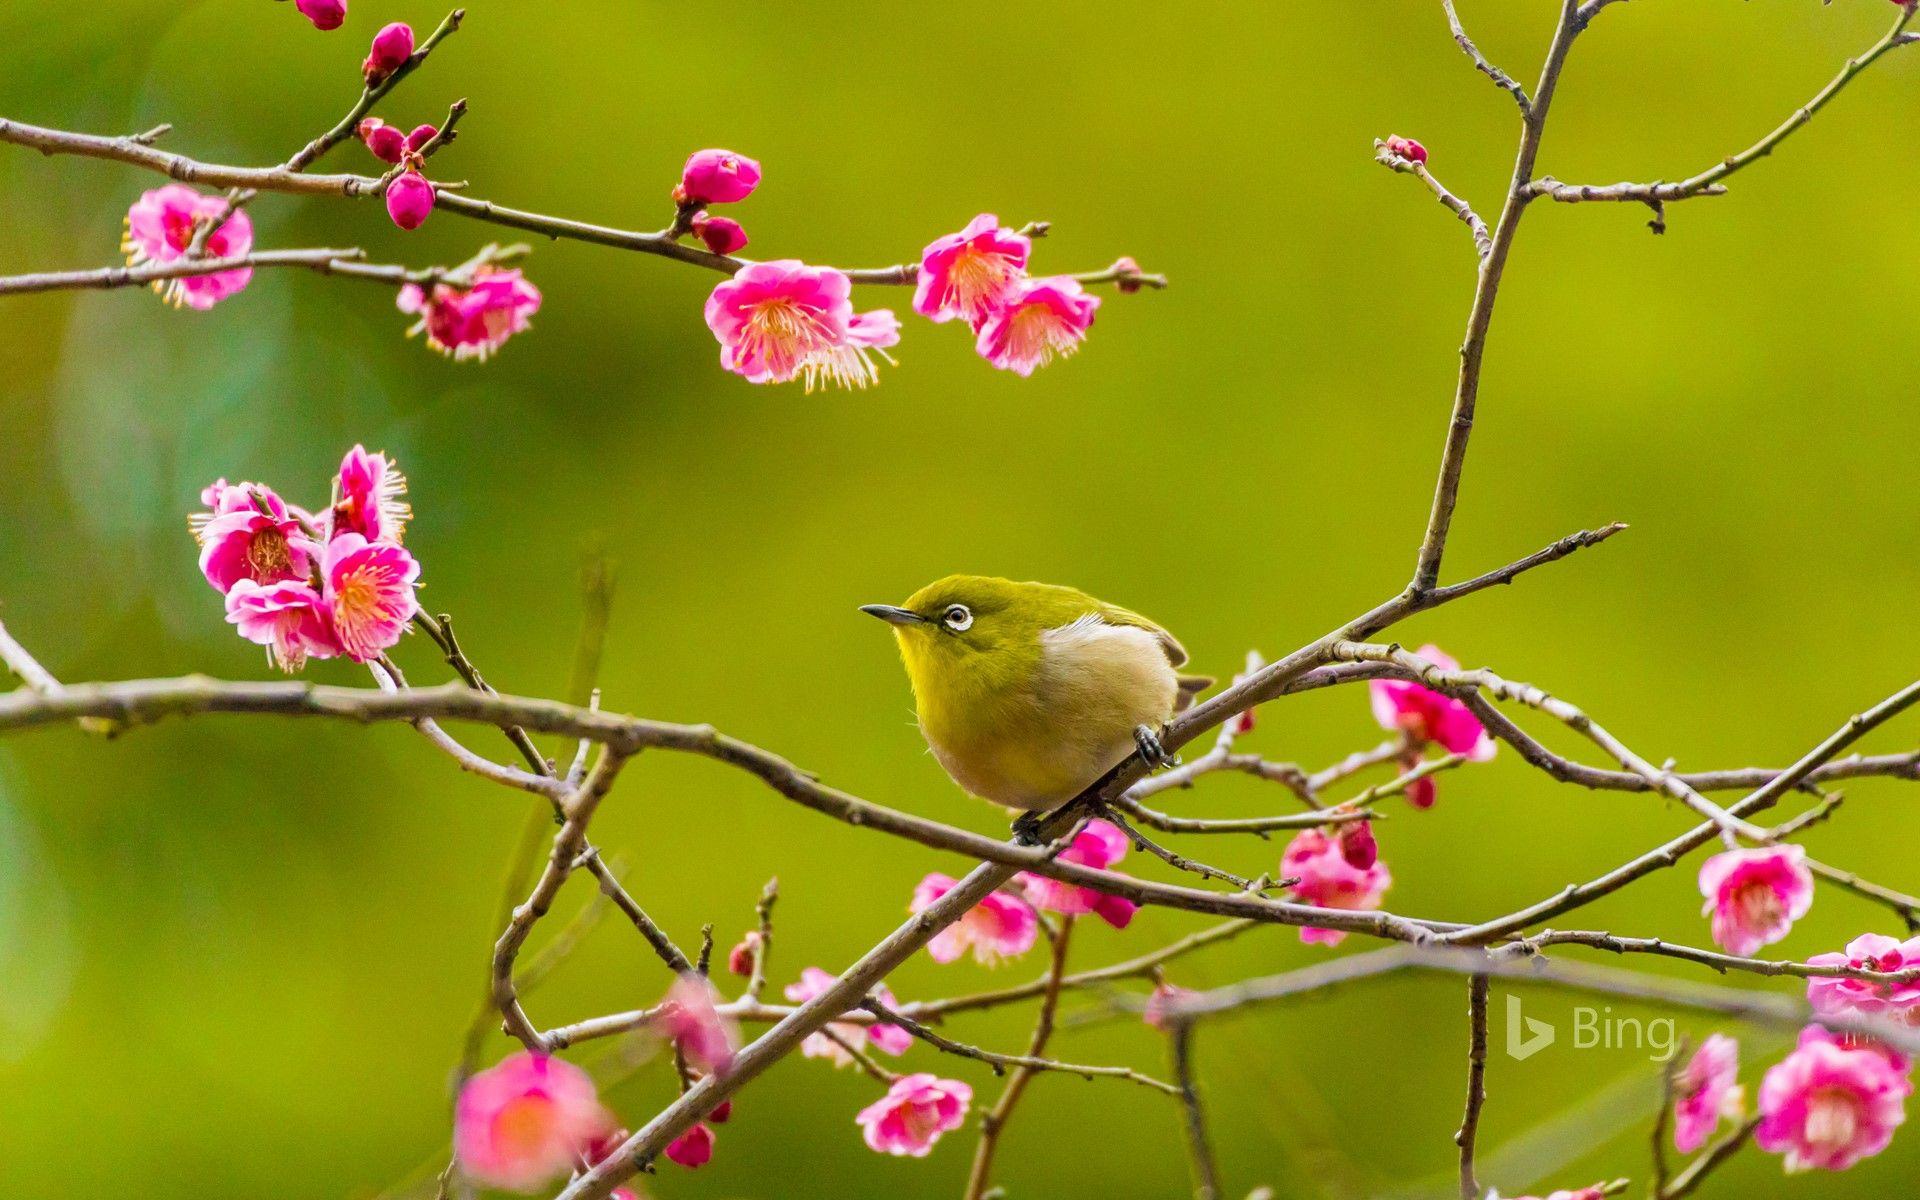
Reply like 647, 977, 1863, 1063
1441, 0, 1531, 112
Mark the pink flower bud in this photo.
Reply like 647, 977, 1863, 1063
708, 1099, 733, 1124
1113, 255, 1145, 296
295, 0, 347, 31
665, 1123, 715, 1169
1406, 775, 1437, 810
1384, 134, 1427, 165
406, 124, 439, 154
361, 120, 407, 164
363, 23, 415, 83
385, 171, 435, 230
680, 149, 761, 205
1337, 820, 1377, 870
725, 932, 759, 977
695, 215, 749, 256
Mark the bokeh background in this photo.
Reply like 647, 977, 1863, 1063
4, 1, 1919, 1196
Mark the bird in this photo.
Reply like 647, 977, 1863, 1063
862, 575, 1211, 837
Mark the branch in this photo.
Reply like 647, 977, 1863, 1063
1441, 0, 1531, 113
1454, 974, 1490, 1200
965, 918, 1076, 1200
1170, 1023, 1221, 1200
858, 997, 1177, 1094
1376, 141, 1493, 260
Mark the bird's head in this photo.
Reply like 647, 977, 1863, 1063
861, 575, 1056, 695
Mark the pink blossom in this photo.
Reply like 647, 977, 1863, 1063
693, 214, 749, 256
1799, 1023, 1913, 1076
855, 1073, 971, 1157
1673, 1034, 1742, 1154
784, 966, 913, 1064
407, 124, 439, 153
1282, 825, 1393, 946
1807, 933, 1920, 1023
1406, 773, 1439, 810
726, 931, 761, 977
294, 0, 346, 30
224, 580, 340, 674
911, 873, 1038, 966
705, 260, 897, 390
320, 533, 419, 662
1336, 819, 1378, 870
1698, 845, 1814, 956
974, 276, 1099, 376
1368, 644, 1494, 761
122, 185, 254, 309
359, 119, 408, 164
196, 502, 315, 593
397, 267, 543, 361
454, 1052, 614, 1192
659, 973, 739, 1077
329, 444, 410, 544
1143, 982, 1197, 1032
708, 1099, 732, 1124
913, 213, 1031, 327
1112, 254, 1147, 295
664, 1122, 715, 1169
1384, 134, 1428, 164
1755, 1024, 1912, 1172
1017, 818, 1139, 929
363, 22, 414, 83
680, 149, 761, 205
386, 170, 435, 230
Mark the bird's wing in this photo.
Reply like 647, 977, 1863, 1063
1091, 601, 1190, 668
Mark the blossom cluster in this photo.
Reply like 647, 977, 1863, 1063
190, 446, 420, 672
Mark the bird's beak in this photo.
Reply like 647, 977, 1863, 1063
860, 604, 928, 626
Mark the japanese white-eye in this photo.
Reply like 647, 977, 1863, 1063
863, 575, 1212, 813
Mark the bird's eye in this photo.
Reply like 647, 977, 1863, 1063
942, 604, 973, 631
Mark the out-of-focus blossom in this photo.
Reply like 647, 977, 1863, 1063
320, 532, 420, 662
692, 214, 749, 256
664, 1123, 715, 1169
706, 260, 899, 390
974, 276, 1098, 376
679, 149, 761, 205
1336, 819, 1378, 870
659, 973, 739, 1077
1017, 818, 1138, 928
911, 873, 1039, 966
1112, 254, 1147, 295
1807, 933, 1920, 1023
1491, 1188, 1608, 1200
1384, 134, 1427, 164
122, 185, 254, 309
329, 444, 410, 544
913, 213, 1031, 327
454, 1052, 614, 1192
295, 0, 347, 30
225, 580, 339, 673
855, 1073, 971, 1157
1698, 845, 1814, 957
707, 1099, 733, 1124
1143, 982, 1197, 1032
1368, 644, 1494, 760
784, 966, 913, 1065
363, 22, 414, 83
726, 931, 761, 977
1755, 1024, 1912, 1172
1673, 1033, 1743, 1154
1226, 649, 1264, 736
386, 170, 436, 230
1282, 825, 1392, 946
397, 267, 543, 361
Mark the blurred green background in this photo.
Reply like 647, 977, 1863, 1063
4, 1, 1920, 1197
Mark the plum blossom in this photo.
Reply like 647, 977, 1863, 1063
386, 170, 436, 230
1383, 134, 1428, 164
1698, 845, 1814, 956
195, 492, 315, 593
1807, 933, 1920, 1023
692, 214, 749, 256
1487, 1189, 1607, 1200
704, 260, 898, 390
1369, 644, 1494, 760
726, 931, 761, 977
320, 533, 420, 662
664, 1122, 715, 1169
359, 118, 408, 164
1282, 825, 1392, 946
454, 1052, 614, 1192
659, 973, 739, 1077
294, 0, 346, 31
783, 966, 913, 1065
122, 185, 254, 310
1755, 1024, 1912, 1172
329, 444, 411, 543
1017, 818, 1138, 929
363, 22, 414, 84
679, 149, 761, 205
225, 580, 339, 673
913, 213, 1031, 327
397, 267, 543, 361
1673, 1033, 1743, 1154
855, 1073, 971, 1157
974, 276, 1098, 376
911, 873, 1038, 965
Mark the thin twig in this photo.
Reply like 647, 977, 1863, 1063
1455, 975, 1490, 1200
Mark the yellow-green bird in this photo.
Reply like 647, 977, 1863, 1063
862, 576, 1211, 827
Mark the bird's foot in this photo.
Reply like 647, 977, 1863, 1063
1134, 724, 1178, 770
1010, 810, 1050, 846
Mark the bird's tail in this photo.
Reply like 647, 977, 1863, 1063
1173, 674, 1214, 713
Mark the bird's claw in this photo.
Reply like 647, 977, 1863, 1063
1010, 811, 1048, 846
1134, 724, 1178, 770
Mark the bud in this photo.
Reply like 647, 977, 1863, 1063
1143, 981, 1196, 1032
583, 1127, 630, 1167
360, 120, 407, 164
1112, 255, 1144, 296
295, 0, 347, 31
725, 931, 760, 977
1383, 134, 1427, 165
680, 148, 762, 205
363, 22, 415, 84
707, 1099, 733, 1124
1406, 774, 1437, 811
406, 124, 440, 154
385, 171, 435, 231
1337, 820, 1377, 870
664, 1122, 715, 1169
694, 214, 749, 256
1226, 649, 1264, 735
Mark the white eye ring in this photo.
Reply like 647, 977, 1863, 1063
942, 604, 973, 631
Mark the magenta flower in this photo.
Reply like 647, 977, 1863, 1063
664, 1122, 715, 1169
704, 261, 899, 390
196, 500, 315, 594
359, 118, 408, 164
680, 149, 762, 205
659, 973, 739, 1077
320, 533, 419, 662
1368, 644, 1494, 760
1282, 825, 1393, 946
122, 185, 254, 310
294, 0, 346, 31
974, 276, 1099, 376
224, 580, 340, 674
329, 444, 410, 544
693, 214, 749, 256
1698, 845, 1814, 956
1383, 134, 1428, 164
1755, 1025, 1912, 1172
454, 1052, 614, 1192
1673, 1033, 1742, 1154
911, 873, 1038, 966
1017, 818, 1139, 929
784, 966, 914, 1065
913, 213, 1031, 327
726, 931, 761, 977
386, 170, 436, 230
1143, 982, 1198, 1032
363, 22, 414, 84
1807, 932, 1920, 1022
397, 267, 543, 362
855, 1073, 971, 1157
